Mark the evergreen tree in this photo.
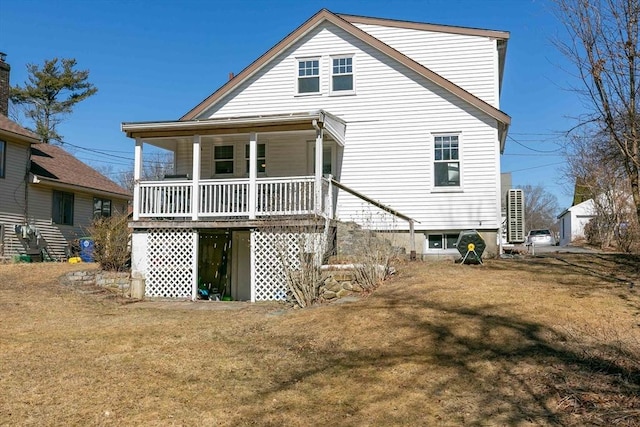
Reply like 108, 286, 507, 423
10, 58, 97, 143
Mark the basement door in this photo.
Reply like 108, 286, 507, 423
198, 231, 232, 299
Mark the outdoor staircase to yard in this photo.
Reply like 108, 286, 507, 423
14, 225, 54, 262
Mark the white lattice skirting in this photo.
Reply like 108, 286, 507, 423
146, 228, 194, 298
253, 229, 324, 301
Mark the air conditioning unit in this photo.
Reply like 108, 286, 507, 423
506, 189, 525, 243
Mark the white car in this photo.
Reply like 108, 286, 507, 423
525, 229, 556, 246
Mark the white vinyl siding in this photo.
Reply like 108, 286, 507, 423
352, 23, 499, 107
196, 21, 501, 231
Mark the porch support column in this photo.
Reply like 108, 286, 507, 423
133, 138, 143, 221
191, 135, 201, 220
191, 230, 199, 301
249, 132, 257, 219
314, 124, 324, 214
409, 220, 416, 260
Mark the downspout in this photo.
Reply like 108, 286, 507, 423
23, 146, 31, 225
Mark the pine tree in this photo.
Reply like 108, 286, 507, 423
10, 58, 97, 143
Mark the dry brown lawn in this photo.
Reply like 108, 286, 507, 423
1, 253, 640, 426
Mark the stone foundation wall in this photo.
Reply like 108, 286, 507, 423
319, 268, 365, 301
62, 270, 131, 295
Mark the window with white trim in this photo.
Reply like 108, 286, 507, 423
331, 56, 353, 92
245, 143, 266, 175
434, 134, 460, 187
297, 59, 320, 94
214, 145, 234, 175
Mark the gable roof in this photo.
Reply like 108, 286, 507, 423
0, 114, 41, 144
30, 144, 131, 199
181, 9, 511, 132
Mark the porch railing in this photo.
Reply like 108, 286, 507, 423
137, 176, 333, 220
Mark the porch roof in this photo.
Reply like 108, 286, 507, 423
121, 109, 346, 145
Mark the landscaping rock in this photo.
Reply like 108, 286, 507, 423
323, 290, 337, 300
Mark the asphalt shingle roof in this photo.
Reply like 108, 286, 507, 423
0, 114, 40, 142
30, 143, 131, 199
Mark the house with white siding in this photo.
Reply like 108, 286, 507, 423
0, 54, 131, 261
121, 9, 511, 301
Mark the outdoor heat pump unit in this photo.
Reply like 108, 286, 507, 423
506, 189, 525, 243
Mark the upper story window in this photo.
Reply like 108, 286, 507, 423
434, 134, 460, 187
214, 145, 234, 175
298, 59, 320, 94
52, 190, 74, 225
245, 143, 266, 175
93, 197, 112, 219
0, 140, 5, 178
331, 56, 353, 93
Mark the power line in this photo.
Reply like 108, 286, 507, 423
61, 140, 133, 161
503, 153, 559, 157
507, 136, 562, 153
506, 161, 565, 173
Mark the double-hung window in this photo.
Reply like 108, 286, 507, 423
245, 143, 266, 175
0, 140, 5, 178
93, 197, 112, 219
331, 56, 353, 93
52, 191, 74, 225
214, 145, 234, 176
297, 59, 320, 94
434, 135, 460, 187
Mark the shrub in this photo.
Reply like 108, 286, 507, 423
87, 213, 130, 271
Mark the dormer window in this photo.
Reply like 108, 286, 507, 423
331, 56, 353, 93
297, 59, 320, 94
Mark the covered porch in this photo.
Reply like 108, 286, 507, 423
122, 110, 346, 222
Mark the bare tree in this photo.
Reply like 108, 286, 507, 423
564, 130, 638, 249
554, 0, 640, 230
518, 184, 560, 233
116, 152, 175, 193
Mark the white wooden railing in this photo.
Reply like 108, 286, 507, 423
137, 176, 333, 219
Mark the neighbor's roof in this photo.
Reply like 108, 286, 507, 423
30, 144, 131, 199
181, 8, 511, 132
0, 114, 41, 144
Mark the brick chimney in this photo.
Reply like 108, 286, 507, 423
0, 52, 10, 117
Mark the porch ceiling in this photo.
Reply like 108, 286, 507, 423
122, 110, 346, 146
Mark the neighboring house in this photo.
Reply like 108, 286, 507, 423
0, 53, 131, 261
121, 9, 511, 301
557, 198, 596, 246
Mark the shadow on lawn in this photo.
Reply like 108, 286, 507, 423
492, 253, 640, 315
228, 267, 640, 425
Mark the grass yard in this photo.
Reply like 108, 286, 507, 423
1, 253, 639, 426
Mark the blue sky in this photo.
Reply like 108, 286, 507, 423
1, 0, 579, 210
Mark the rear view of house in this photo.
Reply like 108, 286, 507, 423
122, 9, 511, 301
